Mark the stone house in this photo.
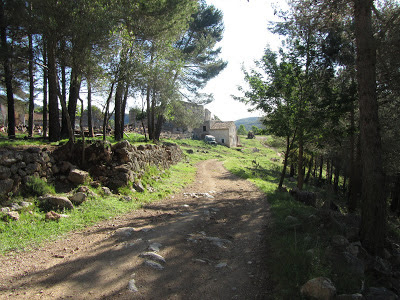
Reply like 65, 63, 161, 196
193, 109, 239, 147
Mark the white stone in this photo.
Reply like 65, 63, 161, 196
144, 260, 164, 270
114, 227, 136, 237
148, 242, 162, 252
139, 252, 166, 263
128, 279, 138, 292
215, 262, 228, 268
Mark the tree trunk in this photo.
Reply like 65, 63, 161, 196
313, 154, 318, 178
87, 79, 94, 137
114, 78, 124, 141
120, 83, 129, 137
348, 101, 361, 212
279, 135, 291, 188
318, 155, 324, 182
326, 159, 331, 185
28, 33, 34, 137
60, 49, 68, 138
103, 83, 114, 141
390, 174, 400, 213
354, 0, 386, 255
62, 68, 81, 138
0, 2, 15, 139
290, 163, 295, 178
154, 113, 164, 141
297, 130, 304, 190
42, 41, 48, 138
146, 85, 152, 140
47, 36, 60, 142
305, 153, 313, 184
151, 88, 156, 140
333, 159, 341, 194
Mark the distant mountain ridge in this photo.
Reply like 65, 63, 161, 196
234, 117, 263, 131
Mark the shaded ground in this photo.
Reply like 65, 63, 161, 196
0, 159, 271, 299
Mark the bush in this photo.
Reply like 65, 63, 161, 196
23, 176, 55, 197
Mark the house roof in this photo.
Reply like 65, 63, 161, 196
210, 121, 235, 130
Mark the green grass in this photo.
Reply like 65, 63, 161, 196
0, 160, 195, 253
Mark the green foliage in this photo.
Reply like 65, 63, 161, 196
23, 176, 55, 197
237, 124, 247, 135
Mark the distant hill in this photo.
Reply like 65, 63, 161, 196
235, 117, 263, 131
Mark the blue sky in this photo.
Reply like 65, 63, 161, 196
202, 0, 285, 121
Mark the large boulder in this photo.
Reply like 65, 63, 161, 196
68, 169, 90, 184
0, 178, 14, 197
39, 195, 74, 210
290, 188, 317, 207
300, 277, 336, 300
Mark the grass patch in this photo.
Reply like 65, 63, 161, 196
0, 160, 195, 254
23, 176, 56, 197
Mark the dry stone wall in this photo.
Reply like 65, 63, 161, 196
0, 147, 55, 198
0, 141, 183, 199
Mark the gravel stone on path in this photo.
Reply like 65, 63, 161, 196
144, 260, 164, 270
139, 252, 166, 264
148, 242, 162, 252
128, 279, 138, 292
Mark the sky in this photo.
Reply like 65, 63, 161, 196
202, 0, 285, 121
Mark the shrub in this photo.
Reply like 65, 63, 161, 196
23, 176, 55, 197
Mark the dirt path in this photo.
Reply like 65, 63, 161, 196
0, 160, 271, 299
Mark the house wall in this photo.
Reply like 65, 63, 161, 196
209, 129, 230, 147
230, 124, 238, 147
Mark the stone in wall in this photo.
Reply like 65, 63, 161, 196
0, 147, 54, 200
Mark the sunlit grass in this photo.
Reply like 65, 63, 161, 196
0, 160, 195, 254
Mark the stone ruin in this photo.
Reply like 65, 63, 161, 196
0, 140, 183, 200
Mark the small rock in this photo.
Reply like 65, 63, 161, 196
332, 235, 349, 247
139, 252, 166, 264
346, 244, 360, 257
132, 181, 145, 193
114, 227, 136, 237
10, 203, 22, 211
300, 277, 336, 300
68, 169, 90, 184
4, 211, 19, 221
148, 242, 162, 252
101, 187, 112, 195
372, 256, 392, 275
45, 211, 61, 221
306, 249, 315, 256
336, 294, 364, 300
364, 287, 398, 300
128, 279, 138, 292
342, 252, 365, 275
144, 260, 164, 270
205, 236, 232, 248
76, 186, 90, 193
120, 196, 132, 202
1, 207, 11, 213
216, 262, 228, 268
20, 201, 33, 208
69, 192, 87, 204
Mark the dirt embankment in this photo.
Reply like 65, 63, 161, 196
0, 159, 271, 299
